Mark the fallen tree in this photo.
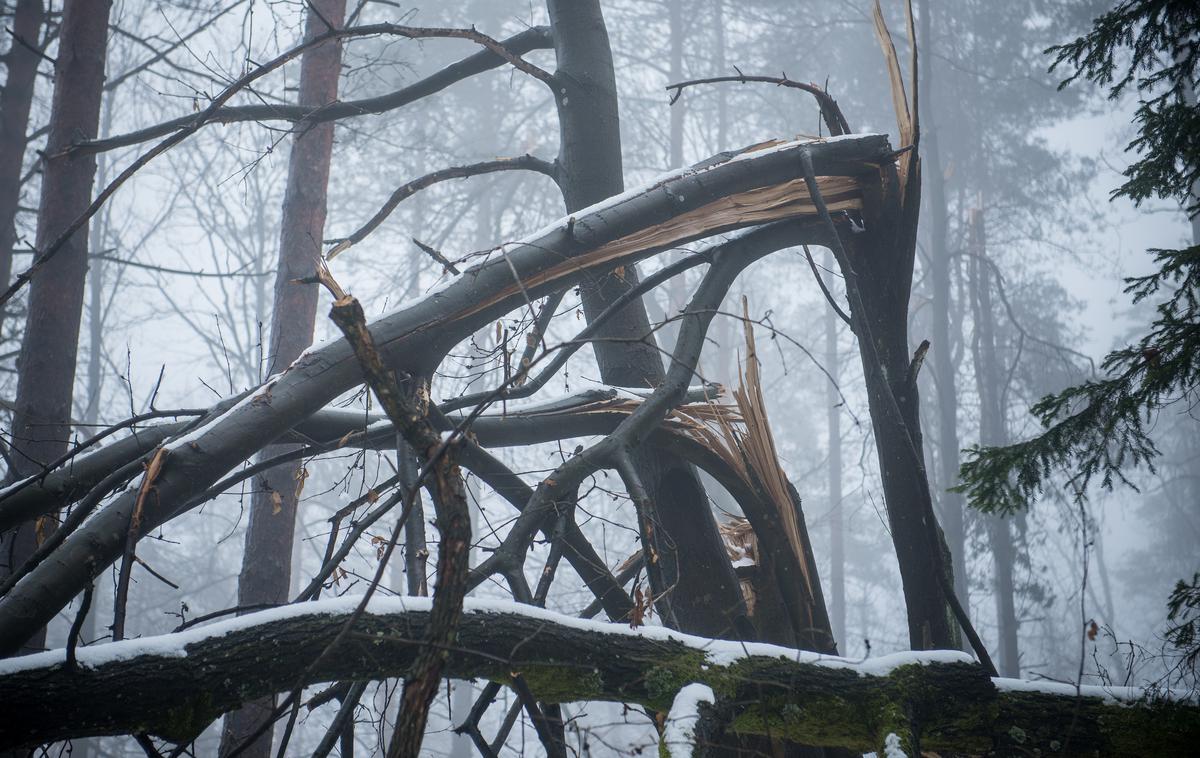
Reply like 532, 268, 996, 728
0, 597, 1195, 755
0, 132, 878, 656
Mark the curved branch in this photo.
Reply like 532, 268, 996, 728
326, 155, 558, 260
465, 224, 793, 603
69, 26, 556, 157
0, 134, 888, 656
803, 244, 851, 327
0, 24, 556, 308
0, 410, 202, 531
439, 249, 712, 412
666, 71, 851, 136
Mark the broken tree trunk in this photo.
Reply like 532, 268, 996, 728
0, 133, 889, 656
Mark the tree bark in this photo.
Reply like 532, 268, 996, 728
1, 599, 1194, 755
0, 0, 44, 331
2, 0, 111, 656
219, 2, 346, 755
546, 0, 754, 643
840, 151, 958, 650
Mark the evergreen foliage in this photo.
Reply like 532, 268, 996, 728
957, 243, 1200, 514
1167, 572, 1200, 675
1048, 0, 1200, 213
958, 0, 1200, 514
959, 0, 1200, 675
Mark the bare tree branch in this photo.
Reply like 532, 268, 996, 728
69, 26, 555, 157
326, 155, 558, 260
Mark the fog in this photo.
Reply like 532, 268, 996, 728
0, 0, 1195, 755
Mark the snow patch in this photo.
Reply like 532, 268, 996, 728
662, 682, 715, 758
991, 676, 1156, 704
863, 733, 907, 758
883, 732, 907, 758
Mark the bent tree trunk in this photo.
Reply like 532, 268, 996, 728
546, 0, 754, 643
2, 0, 111, 654
218, 1, 347, 755
0, 131, 887, 659
0, 600, 1195, 755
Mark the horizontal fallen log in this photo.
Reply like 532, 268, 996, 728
0, 134, 885, 655
0, 597, 1194, 754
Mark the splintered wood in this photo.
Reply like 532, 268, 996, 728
493, 174, 862, 303
442, 141, 873, 328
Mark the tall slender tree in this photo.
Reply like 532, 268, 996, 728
967, 208, 1021, 677
219, 1, 347, 754
825, 251, 846, 650
917, 0, 969, 620
2, 0, 111, 656
0, 0, 44, 332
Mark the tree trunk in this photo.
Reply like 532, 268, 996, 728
0, 0, 44, 332
918, 0, 970, 632
825, 251, 846, 651
219, 1, 346, 754
839, 116, 958, 649
2, 0, 111, 656
967, 208, 1020, 677
545, 0, 753, 641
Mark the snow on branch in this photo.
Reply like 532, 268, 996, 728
0, 596, 1195, 753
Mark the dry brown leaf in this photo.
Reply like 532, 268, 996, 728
294, 466, 310, 501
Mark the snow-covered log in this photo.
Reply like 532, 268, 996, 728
0, 597, 1195, 753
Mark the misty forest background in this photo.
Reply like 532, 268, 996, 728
0, 0, 1196, 755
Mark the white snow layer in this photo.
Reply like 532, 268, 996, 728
862, 733, 907, 758
0, 594, 1184, 708
662, 682, 715, 758
884, 732, 908, 758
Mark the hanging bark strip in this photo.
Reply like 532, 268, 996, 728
318, 268, 472, 758
111, 446, 167, 642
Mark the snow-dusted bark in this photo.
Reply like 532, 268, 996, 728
0, 597, 1193, 754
